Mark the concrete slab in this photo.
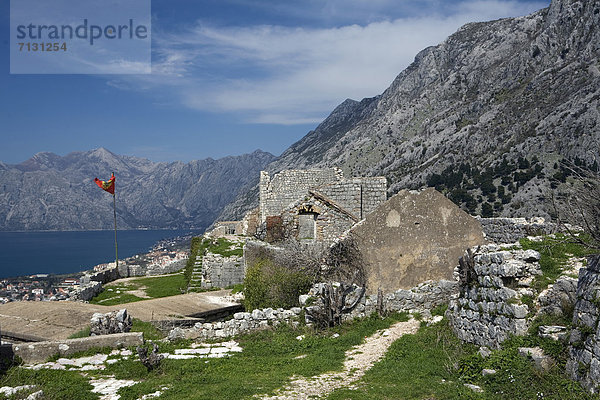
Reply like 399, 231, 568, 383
0, 290, 236, 341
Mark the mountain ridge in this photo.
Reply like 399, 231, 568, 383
217, 0, 600, 222
0, 148, 275, 231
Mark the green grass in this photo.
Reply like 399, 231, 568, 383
328, 318, 595, 400
131, 318, 164, 341
67, 326, 91, 339
89, 291, 145, 306
133, 274, 187, 298
0, 368, 97, 400
108, 313, 409, 400
3, 312, 598, 399
520, 234, 596, 292
89, 273, 186, 305
208, 238, 244, 257
328, 319, 481, 400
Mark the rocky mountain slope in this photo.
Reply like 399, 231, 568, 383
0, 148, 275, 231
219, 0, 600, 221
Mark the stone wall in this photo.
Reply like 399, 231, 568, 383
448, 244, 542, 348
145, 258, 186, 276
169, 307, 302, 341
70, 281, 103, 302
208, 221, 244, 237
81, 265, 121, 285
478, 217, 558, 244
303, 280, 459, 323
280, 196, 358, 242
240, 207, 260, 236
566, 255, 600, 393
259, 169, 386, 224
200, 253, 244, 289
169, 279, 458, 341
316, 178, 387, 220
118, 264, 143, 277
259, 169, 342, 222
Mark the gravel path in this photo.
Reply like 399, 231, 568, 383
257, 318, 420, 400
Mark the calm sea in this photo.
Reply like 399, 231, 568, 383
0, 230, 197, 279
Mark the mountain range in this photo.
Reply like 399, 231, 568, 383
2, 0, 598, 231
0, 148, 274, 231
218, 0, 600, 222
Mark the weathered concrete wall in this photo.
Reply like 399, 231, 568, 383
12, 332, 143, 364
566, 255, 600, 393
201, 253, 244, 289
478, 217, 558, 243
350, 188, 485, 293
448, 245, 542, 348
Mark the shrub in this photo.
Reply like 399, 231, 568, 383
244, 258, 314, 311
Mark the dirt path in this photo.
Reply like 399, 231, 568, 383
0, 290, 236, 341
257, 319, 420, 400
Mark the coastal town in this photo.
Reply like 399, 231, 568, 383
0, 237, 189, 303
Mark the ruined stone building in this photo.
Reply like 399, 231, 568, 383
258, 169, 387, 242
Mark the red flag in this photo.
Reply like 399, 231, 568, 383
94, 173, 115, 195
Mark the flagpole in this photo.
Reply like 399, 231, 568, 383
112, 172, 118, 270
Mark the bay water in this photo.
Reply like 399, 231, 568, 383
0, 230, 197, 279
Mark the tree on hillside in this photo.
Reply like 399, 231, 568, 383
553, 161, 600, 250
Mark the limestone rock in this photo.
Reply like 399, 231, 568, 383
90, 309, 132, 336
518, 347, 554, 372
538, 325, 568, 341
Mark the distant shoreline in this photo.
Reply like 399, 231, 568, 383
0, 229, 199, 280
0, 228, 205, 233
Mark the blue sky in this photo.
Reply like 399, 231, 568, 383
0, 0, 549, 164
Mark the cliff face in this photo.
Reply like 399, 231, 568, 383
219, 0, 600, 221
0, 148, 275, 231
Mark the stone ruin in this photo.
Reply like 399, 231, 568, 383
90, 309, 132, 336
258, 168, 387, 242
447, 244, 542, 348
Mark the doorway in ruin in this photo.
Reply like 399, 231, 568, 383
298, 204, 320, 240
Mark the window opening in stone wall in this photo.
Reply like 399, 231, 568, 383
298, 212, 318, 239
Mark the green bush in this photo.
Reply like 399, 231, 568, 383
244, 258, 314, 311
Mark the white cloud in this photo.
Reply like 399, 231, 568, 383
116, 0, 548, 124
